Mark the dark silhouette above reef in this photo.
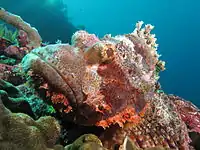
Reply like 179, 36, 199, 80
0, 0, 78, 43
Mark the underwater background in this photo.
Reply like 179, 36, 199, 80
0, 0, 199, 107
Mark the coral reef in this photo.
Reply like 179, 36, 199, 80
0, 8, 200, 150
0, 7, 42, 49
0, 82, 106, 150
0, 78, 56, 119
0, 23, 18, 45
0, 96, 61, 150
0, 79, 34, 117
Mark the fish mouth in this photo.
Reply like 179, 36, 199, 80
26, 51, 79, 110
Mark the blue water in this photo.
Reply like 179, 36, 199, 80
1, 0, 199, 107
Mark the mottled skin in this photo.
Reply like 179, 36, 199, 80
169, 95, 200, 133
20, 22, 198, 149
21, 29, 156, 127
99, 95, 191, 149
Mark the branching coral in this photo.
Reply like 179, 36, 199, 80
0, 24, 18, 45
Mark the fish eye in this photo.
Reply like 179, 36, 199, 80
106, 48, 114, 57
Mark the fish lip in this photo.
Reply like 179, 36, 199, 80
30, 51, 79, 109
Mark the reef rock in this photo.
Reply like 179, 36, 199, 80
0, 95, 62, 150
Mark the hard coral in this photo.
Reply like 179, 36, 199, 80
65, 134, 105, 150
0, 79, 56, 119
21, 21, 164, 128
0, 79, 35, 117
0, 96, 61, 150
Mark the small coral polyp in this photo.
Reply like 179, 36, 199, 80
21, 21, 164, 128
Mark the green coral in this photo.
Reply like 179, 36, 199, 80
0, 23, 18, 45
47, 105, 56, 114
0, 79, 56, 119
0, 55, 16, 65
